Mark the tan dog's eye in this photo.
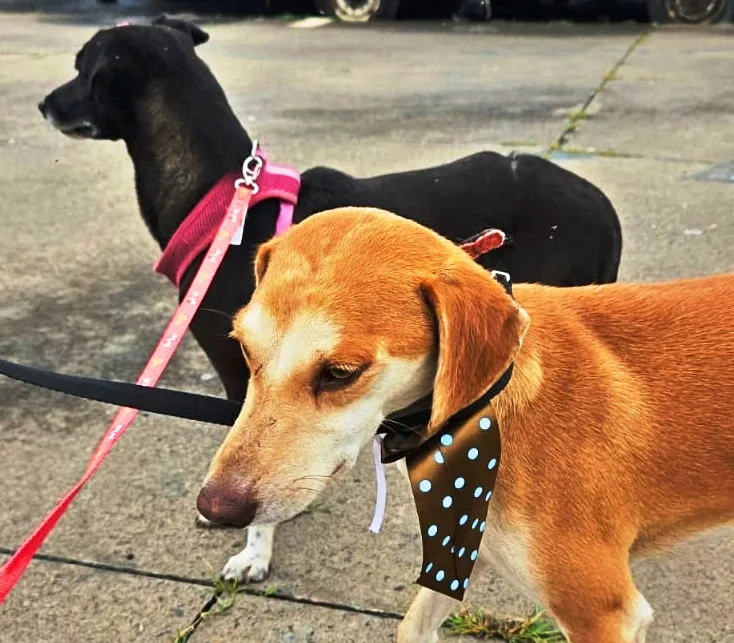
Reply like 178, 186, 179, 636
317, 364, 368, 393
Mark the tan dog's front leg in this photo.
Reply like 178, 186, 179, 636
394, 460, 456, 642
398, 588, 459, 643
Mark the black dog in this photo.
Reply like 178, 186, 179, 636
39, 15, 622, 583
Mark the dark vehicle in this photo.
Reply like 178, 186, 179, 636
95, 0, 733, 23
316, 0, 733, 23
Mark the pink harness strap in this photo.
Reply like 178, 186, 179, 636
154, 150, 300, 287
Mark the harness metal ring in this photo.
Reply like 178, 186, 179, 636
234, 139, 264, 193
234, 177, 260, 194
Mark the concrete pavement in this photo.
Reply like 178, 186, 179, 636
0, 7, 732, 643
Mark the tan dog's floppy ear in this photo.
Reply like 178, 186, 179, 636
421, 261, 530, 432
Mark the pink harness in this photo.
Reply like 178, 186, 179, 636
154, 148, 300, 287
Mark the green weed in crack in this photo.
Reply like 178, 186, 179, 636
172, 577, 239, 642
444, 607, 566, 642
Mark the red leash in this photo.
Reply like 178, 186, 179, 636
0, 186, 253, 604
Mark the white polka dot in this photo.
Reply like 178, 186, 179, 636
434, 451, 445, 464
488, 458, 497, 470
418, 480, 432, 493
436, 570, 445, 582
485, 490, 493, 501
425, 562, 433, 573
479, 417, 492, 430
471, 550, 478, 561
442, 536, 450, 547
474, 486, 483, 498
442, 496, 453, 509
427, 525, 438, 537
450, 546, 455, 554
463, 579, 470, 589
472, 518, 479, 529
459, 514, 468, 526
450, 580, 459, 591
454, 477, 465, 489
480, 521, 486, 532
440, 434, 453, 447
468, 447, 479, 460
458, 547, 465, 557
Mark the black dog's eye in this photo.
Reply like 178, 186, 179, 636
317, 364, 368, 393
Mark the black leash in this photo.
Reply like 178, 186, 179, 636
0, 358, 240, 426
0, 356, 434, 429
0, 271, 513, 430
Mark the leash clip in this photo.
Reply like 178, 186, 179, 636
235, 140, 263, 194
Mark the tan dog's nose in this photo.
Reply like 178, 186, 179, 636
196, 481, 259, 528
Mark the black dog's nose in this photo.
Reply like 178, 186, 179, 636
196, 481, 259, 528
38, 100, 47, 117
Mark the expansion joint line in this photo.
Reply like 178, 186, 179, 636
545, 29, 651, 157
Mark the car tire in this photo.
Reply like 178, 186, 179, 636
316, 0, 401, 22
647, 0, 733, 23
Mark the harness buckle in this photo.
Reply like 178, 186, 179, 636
234, 140, 263, 194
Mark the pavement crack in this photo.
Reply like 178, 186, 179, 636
546, 30, 651, 157
0, 547, 404, 620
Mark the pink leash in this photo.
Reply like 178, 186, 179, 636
0, 186, 254, 604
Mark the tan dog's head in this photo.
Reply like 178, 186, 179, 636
196, 208, 529, 527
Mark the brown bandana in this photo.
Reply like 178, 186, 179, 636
379, 364, 509, 602
375, 269, 513, 600
404, 404, 500, 600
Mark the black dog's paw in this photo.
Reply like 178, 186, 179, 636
152, 14, 210, 46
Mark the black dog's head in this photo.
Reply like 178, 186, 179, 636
38, 15, 209, 141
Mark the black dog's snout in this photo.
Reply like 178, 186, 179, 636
38, 100, 47, 117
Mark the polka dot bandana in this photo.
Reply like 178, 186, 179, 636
376, 270, 513, 601
405, 404, 501, 600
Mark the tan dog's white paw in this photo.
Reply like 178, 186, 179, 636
221, 524, 275, 583
222, 547, 271, 583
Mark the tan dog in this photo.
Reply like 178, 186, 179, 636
196, 207, 734, 643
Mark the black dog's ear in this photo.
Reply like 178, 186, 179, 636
152, 14, 210, 46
